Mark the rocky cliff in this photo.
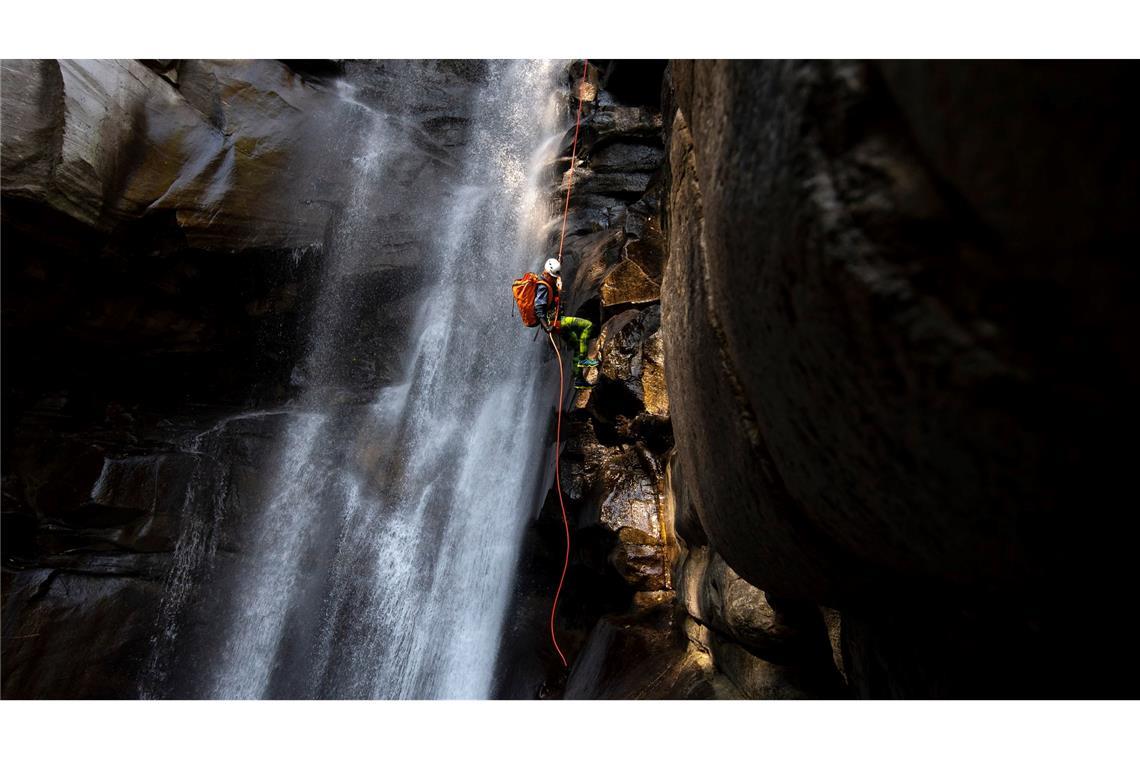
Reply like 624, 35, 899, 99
499, 61, 844, 700
506, 59, 1140, 700
661, 60, 1140, 697
5, 59, 1136, 700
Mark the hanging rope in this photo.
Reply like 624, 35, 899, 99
547, 332, 570, 668
548, 58, 590, 670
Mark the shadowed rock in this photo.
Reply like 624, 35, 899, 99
661, 59, 1140, 696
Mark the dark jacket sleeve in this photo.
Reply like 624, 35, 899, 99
534, 282, 551, 327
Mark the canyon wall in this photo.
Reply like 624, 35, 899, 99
6, 59, 1136, 699
660, 60, 1140, 697
525, 59, 1139, 700
504, 61, 844, 699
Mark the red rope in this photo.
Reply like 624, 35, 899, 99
548, 58, 589, 670
547, 333, 570, 668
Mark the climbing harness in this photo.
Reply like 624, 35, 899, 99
548, 58, 590, 670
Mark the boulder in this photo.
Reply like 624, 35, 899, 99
595, 306, 665, 411
681, 618, 838, 699
610, 542, 669, 592
675, 545, 833, 661
556, 103, 663, 159
600, 258, 659, 308
574, 169, 654, 198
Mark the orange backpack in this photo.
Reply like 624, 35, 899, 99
512, 272, 557, 327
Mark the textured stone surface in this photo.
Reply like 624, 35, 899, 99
821, 607, 846, 686
681, 618, 836, 699
667, 456, 843, 697
2, 59, 465, 267
593, 444, 662, 543
590, 142, 664, 175
563, 603, 739, 699
665, 58, 1140, 602
600, 258, 660, 307
661, 59, 1140, 696
675, 546, 811, 655
1, 406, 294, 698
594, 306, 665, 411
2, 60, 329, 247
1, 570, 164, 698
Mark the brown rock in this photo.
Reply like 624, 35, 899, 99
588, 104, 663, 144
610, 542, 668, 591
592, 444, 662, 542
600, 258, 659, 307
641, 329, 668, 417
596, 306, 664, 410
681, 617, 838, 699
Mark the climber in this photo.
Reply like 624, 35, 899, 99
536, 258, 598, 388
516, 258, 598, 388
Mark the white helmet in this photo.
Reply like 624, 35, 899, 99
544, 258, 561, 277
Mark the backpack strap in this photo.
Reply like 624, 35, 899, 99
540, 276, 561, 322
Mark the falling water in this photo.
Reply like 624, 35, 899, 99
156, 60, 567, 699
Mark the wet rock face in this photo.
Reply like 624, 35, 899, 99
512, 60, 843, 700
2, 59, 468, 258
3, 572, 163, 698
661, 60, 1140, 696
2, 408, 294, 698
3, 59, 325, 247
1, 59, 475, 412
555, 65, 676, 611
593, 305, 666, 415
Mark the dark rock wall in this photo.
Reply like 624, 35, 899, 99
661, 60, 1140, 697
501, 61, 842, 700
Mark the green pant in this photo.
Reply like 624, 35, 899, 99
557, 316, 593, 367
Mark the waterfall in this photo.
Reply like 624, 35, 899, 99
149, 60, 566, 699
